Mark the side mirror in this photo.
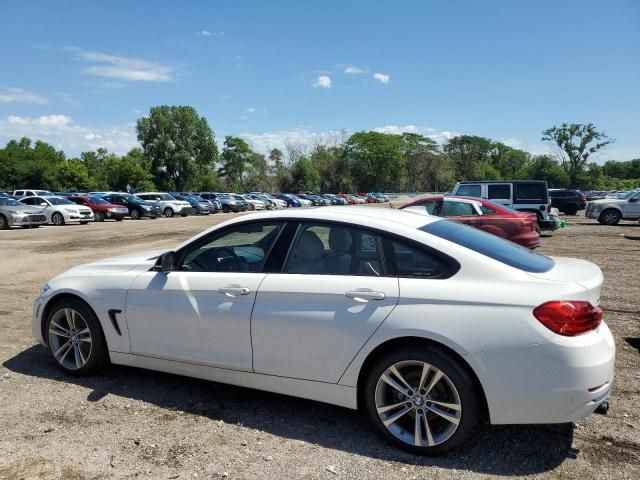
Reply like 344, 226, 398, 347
153, 251, 175, 273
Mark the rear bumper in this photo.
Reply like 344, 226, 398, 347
472, 322, 615, 424
512, 232, 540, 249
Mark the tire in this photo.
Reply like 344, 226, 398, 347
51, 212, 65, 226
599, 209, 621, 225
94, 211, 105, 222
130, 209, 140, 220
80, 221, 89, 225
193, 207, 200, 215
248, 204, 255, 211
115, 217, 123, 222
564, 205, 578, 215
222, 205, 230, 214
0, 214, 8, 229
363, 346, 482, 455
45, 298, 109, 376
164, 207, 174, 218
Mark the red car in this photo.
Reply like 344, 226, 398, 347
337, 193, 359, 205
69, 195, 129, 222
400, 195, 540, 249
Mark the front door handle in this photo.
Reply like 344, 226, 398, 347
218, 285, 251, 297
345, 290, 385, 302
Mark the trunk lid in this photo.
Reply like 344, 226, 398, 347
527, 256, 603, 305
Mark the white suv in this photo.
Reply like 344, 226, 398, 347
585, 189, 640, 225
136, 192, 192, 217
13, 189, 55, 198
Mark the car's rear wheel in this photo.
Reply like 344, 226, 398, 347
363, 347, 481, 455
164, 207, 174, 218
599, 209, 621, 225
130, 209, 140, 220
51, 212, 65, 225
45, 298, 109, 375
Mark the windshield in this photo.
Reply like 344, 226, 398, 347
48, 197, 74, 205
619, 190, 639, 200
421, 220, 555, 273
88, 196, 110, 205
0, 198, 21, 206
125, 194, 145, 203
160, 194, 176, 201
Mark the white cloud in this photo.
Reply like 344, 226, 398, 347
0, 114, 137, 155
312, 75, 332, 88
77, 50, 173, 82
372, 72, 390, 84
195, 30, 224, 37
0, 87, 47, 104
240, 125, 459, 154
344, 66, 365, 74
245, 107, 257, 113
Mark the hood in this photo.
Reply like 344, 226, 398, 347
58, 249, 166, 277
527, 256, 603, 305
589, 198, 623, 205
2, 204, 43, 214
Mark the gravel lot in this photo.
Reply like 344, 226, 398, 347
0, 209, 638, 479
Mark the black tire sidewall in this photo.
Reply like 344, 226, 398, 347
130, 209, 140, 220
363, 346, 481, 455
164, 208, 174, 217
0, 214, 7, 229
95, 211, 104, 222
52, 212, 64, 225
600, 209, 620, 225
45, 298, 109, 376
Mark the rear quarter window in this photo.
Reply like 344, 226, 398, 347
455, 184, 482, 197
421, 220, 554, 273
514, 183, 547, 203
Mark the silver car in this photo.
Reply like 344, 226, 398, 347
0, 197, 47, 229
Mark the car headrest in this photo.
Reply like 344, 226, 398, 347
329, 228, 352, 253
294, 231, 324, 262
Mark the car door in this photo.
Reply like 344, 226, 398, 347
125, 221, 285, 370
251, 222, 400, 383
627, 191, 640, 217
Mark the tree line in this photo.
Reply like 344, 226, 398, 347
1, 105, 638, 193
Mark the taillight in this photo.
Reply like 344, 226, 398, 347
533, 301, 602, 336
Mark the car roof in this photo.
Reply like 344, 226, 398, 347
457, 180, 547, 184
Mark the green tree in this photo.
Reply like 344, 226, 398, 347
288, 156, 320, 192
57, 159, 91, 190
489, 143, 529, 179
525, 155, 570, 188
343, 132, 405, 191
399, 133, 441, 191
443, 135, 493, 180
136, 105, 218, 191
218, 136, 254, 191
104, 148, 156, 191
542, 123, 614, 188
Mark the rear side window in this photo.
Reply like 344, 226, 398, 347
488, 184, 511, 200
384, 239, 451, 278
515, 183, 547, 202
421, 220, 555, 273
455, 184, 481, 197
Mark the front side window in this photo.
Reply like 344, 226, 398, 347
440, 200, 476, 217
181, 222, 283, 273
455, 184, 481, 197
284, 223, 384, 276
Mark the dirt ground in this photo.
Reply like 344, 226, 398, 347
0, 208, 638, 479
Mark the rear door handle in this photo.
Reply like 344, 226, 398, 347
345, 290, 385, 302
218, 285, 251, 297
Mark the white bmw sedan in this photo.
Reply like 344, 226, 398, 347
32, 207, 614, 454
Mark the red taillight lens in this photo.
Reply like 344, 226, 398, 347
533, 301, 602, 336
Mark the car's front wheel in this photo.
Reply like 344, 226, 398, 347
51, 212, 65, 225
130, 209, 140, 220
363, 346, 481, 455
45, 298, 109, 375
599, 209, 621, 225
94, 211, 104, 222
164, 207, 174, 218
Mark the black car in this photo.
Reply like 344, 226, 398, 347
199, 192, 242, 213
548, 189, 587, 215
97, 193, 160, 219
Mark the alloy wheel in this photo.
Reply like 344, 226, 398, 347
131, 209, 140, 219
47, 308, 93, 370
374, 360, 462, 448
52, 212, 64, 225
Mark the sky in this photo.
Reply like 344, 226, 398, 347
0, 0, 638, 161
